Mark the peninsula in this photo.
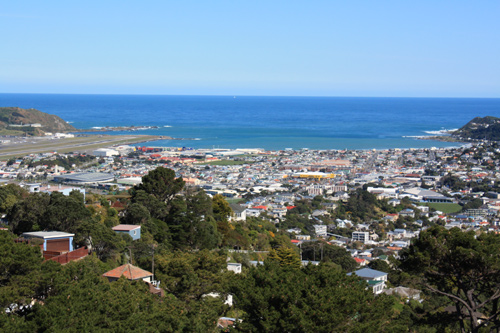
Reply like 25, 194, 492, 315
452, 116, 500, 141
422, 116, 500, 143
0, 107, 75, 136
0, 107, 163, 159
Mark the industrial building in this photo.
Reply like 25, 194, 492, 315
52, 172, 115, 184
93, 148, 119, 157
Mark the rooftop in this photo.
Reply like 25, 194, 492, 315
347, 267, 388, 279
54, 172, 115, 183
102, 264, 153, 280
112, 224, 141, 231
22, 231, 74, 239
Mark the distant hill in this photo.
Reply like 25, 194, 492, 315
452, 116, 500, 141
0, 107, 75, 135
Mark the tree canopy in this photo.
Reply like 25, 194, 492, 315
130, 166, 184, 204
228, 262, 397, 332
401, 226, 500, 332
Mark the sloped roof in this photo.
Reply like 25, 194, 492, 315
383, 286, 420, 298
229, 203, 245, 213
103, 264, 152, 280
347, 267, 388, 279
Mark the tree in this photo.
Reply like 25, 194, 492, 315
130, 167, 184, 205
129, 190, 168, 220
368, 259, 391, 273
267, 246, 301, 269
8, 192, 51, 234
228, 263, 396, 332
401, 226, 500, 332
154, 249, 228, 302
212, 194, 232, 222
29, 271, 216, 332
122, 202, 151, 225
166, 191, 221, 250
301, 241, 357, 271
75, 219, 127, 262
42, 192, 91, 232
0, 183, 27, 215
461, 198, 483, 211
0, 232, 44, 312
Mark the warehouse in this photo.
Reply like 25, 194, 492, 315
52, 172, 115, 184
93, 148, 119, 157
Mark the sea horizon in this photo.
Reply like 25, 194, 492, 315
1, 93, 500, 151
2, 92, 500, 99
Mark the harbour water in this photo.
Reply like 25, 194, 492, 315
1, 94, 499, 150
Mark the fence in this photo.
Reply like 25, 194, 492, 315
46, 247, 89, 264
14, 238, 44, 251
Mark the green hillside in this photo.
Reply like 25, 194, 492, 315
452, 116, 500, 141
0, 107, 75, 135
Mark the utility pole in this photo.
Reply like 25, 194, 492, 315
151, 244, 156, 281
128, 247, 133, 265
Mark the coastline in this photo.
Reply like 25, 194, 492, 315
416, 135, 462, 142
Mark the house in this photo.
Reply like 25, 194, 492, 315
347, 267, 388, 282
102, 264, 153, 283
229, 203, 247, 221
390, 240, 410, 248
354, 257, 368, 266
399, 209, 415, 218
270, 207, 288, 219
227, 263, 242, 274
388, 199, 401, 207
387, 228, 406, 240
313, 224, 327, 237
245, 207, 265, 217
312, 209, 329, 217
102, 264, 164, 297
347, 267, 388, 294
112, 224, 141, 240
22, 231, 74, 252
301, 260, 320, 266
20, 231, 89, 264
383, 286, 421, 302
296, 234, 311, 241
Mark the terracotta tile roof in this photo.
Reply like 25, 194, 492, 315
103, 264, 152, 280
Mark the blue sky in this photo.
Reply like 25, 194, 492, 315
1, 1, 499, 97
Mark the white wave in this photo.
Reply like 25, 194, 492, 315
423, 128, 458, 135
163, 125, 172, 128
92, 127, 103, 129
402, 135, 431, 138
66, 121, 74, 124
194, 138, 201, 140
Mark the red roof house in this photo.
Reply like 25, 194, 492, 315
103, 264, 153, 283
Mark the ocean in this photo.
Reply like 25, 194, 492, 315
1, 94, 500, 150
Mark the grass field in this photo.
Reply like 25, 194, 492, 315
202, 160, 254, 166
424, 202, 462, 214
0, 129, 25, 136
